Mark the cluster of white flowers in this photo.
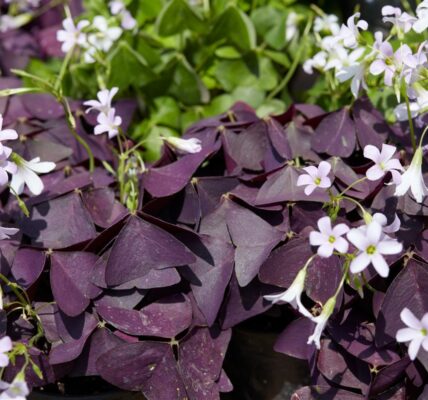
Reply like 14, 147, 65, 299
305, 4, 428, 120
84, 87, 122, 139
265, 141, 428, 358
0, 115, 55, 196
57, 2, 136, 63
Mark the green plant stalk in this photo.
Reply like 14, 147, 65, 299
55, 46, 74, 92
404, 90, 417, 152
338, 176, 368, 197
58, 96, 95, 172
267, 16, 313, 101
0, 274, 28, 306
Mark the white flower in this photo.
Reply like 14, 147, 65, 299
303, 51, 328, 74
372, 213, 401, 234
0, 148, 17, 187
334, 47, 367, 98
314, 14, 340, 35
394, 147, 428, 203
0, 226, 19, 240
296, 161, 332, 196
382, 6, 416, 33
0, 376, 29, 400
264, 267, 312, 318
363, 144, 403, 184
83, 87, 118, 114
337, 13, 368, 48
0, 337, 12, 368
309, 216, 349, 258
94, 109, 122, 139
56, 17, 90, 53
88, 16, 122, 53
396, 308, 428, 360
347, 221, 403, 278
0, 115, 18, 157
413, 0, 428, 33
285, 12, 299, 42
307, 296, 336, 349
10, 155, 56, 196
163, 137, 202, 154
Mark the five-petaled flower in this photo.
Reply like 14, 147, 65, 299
84, 87, 118, 114
297, 161, 332, 196
264, 266, 312, 318
163, 137, 202, 154
94, 109, 122, 139
309, 216, 349, 258
337, 13, 368, 48
396, 308, 428, 360
347, 221, 403, 277
364, 144, 403, 184
10, 155, 56, 196
56, 17, 90, 53
307, 296, 336, 349
394, 146, 428, 203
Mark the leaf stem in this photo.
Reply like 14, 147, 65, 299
404, 90, 417, 152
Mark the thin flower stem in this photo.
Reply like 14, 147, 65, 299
58, 96, 95, 172
338, 176, 368, 197
340, 195, 368, 217
0, 274, 27, 306
267, 16, 313, 100
404, 90, 417, 152
334, 261, 350, 299
419, 125, 428, 147
55, 46, 74, 92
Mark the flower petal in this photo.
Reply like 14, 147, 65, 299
401, 308, 423, 329
350, 252, 371, 273
371, 253, 389, 277
363, 144, 380, 162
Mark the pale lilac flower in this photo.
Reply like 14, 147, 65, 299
309, 216, 349, 258
10, 155, 55, 196
413, 0, 428, 33
0, 148, 17, 187
382, 6, 416, 33
0, 376, 29, 400
314, 14, 340, 35
285, 12, 299, 42
373, 213, 401, 234
347, 221, 403, 278
296, 161, 332, 196
395, 147, 428, 203
94, 109, 122, 139
307, 296, 336, 349
109, 1, 136, 30
0, 226, 19, 240
83, 87, 118, 114
0, 337, 12, 368
264, 267, 312, 318
396, 308, 428, 360
120, 10, 136, 30
370, 43, 417, 87
109, 0, 125, 14
56, 17, 90, 53
0, 115, 18, 156
364, 144, 403, 184
88, 16, 122, 53
163, 137, 202, 154
395, 85, 428, 122
337, 13, 368, 48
